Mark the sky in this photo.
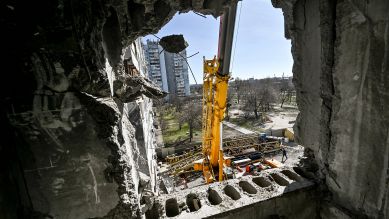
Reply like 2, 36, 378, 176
144, 0, 293, 84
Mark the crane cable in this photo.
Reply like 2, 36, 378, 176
151, 33, 199, 84
230, 1, 243, 73
177, 52, 198, 84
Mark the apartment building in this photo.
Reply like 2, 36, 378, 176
144, 39, 190, 101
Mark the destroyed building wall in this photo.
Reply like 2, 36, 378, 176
138, 97, 159, 193
1, 0, 234, 218
125, 40, 159, 193
272, 0, 389, 218
149, 168, 318, 219
2, 0, 388, 218
3, 45, 159, 218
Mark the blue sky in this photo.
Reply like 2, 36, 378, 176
144, 0, 293, 84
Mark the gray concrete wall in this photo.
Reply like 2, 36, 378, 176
5, 0, 388, 218
207, 189, 317, 219
8, 92, 120, 218
182, 51, 191, 96
127, 97, 159, 193
163, 51, 177, 101
5, 69, 158, 219
2, 1, 233, 218
328, 1, 389, 217
150, 168, 316, 219
273, 0, 389, 217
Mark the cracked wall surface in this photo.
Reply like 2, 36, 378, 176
2, 0, 388, 218
273, 0, 389, 218
1, 0, 235, 218
148, 167, 317, 219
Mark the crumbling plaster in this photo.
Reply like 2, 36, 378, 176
272, 0, 389, 217
1, 0, 236, 218
2, 0, 389, 218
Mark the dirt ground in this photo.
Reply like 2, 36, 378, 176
228, 104, 299, 131
222, 124, 245, 138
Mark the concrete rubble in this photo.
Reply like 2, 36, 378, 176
1, 0, 238, 218
1, 0, 388, 218
150, 167, 316, 218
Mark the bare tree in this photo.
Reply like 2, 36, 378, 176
286, 78, 296, 104
159, 115, 167, 130
190, 84, 203, 96
260, 85, 277, 111
178, 100, 201, 142
171, 97, 185, 113
243, 89, 260, 118
278, 73, 295, 108
156, 105, 169, 130
241, 80, 262, 119
233, 77, 245, 104
241, 79, 277, 119
279, 74, 289, 108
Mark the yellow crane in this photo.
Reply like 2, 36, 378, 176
194, 1, 238, 183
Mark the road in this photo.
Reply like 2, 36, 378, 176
223, 121, 255, 134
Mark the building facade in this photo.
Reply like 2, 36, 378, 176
144, 40, 169, 93
123, 38, 159, 193
144, 39, 190, 101
123, 38, 148, 77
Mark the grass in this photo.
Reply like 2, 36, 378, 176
161, 111, 201, 147
164, 122, 189, 143
162, 111, 175, 120
228, 117, 265, 133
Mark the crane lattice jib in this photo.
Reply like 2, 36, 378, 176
202, 57, 219, 158
196, 1, 238, 183
201, 56, 230, 171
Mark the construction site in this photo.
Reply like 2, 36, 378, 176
159, 133, 295, 188
1, 0, 388, 219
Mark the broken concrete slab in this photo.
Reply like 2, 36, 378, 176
149, 167, 316, 218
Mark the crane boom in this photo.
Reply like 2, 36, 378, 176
218, 1, 238, 75
194, 1, 238, 183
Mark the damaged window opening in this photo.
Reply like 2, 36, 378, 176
7, 0, 388, 218
149, 0, 300, 195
